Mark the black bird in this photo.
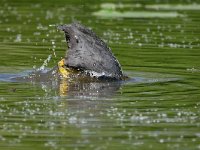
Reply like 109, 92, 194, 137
57, 22, 125, 80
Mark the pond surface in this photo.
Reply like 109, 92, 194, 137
0, 0, 200, 150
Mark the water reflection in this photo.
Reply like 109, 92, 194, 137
10, 69, 122, 99
58, 78, 121, 98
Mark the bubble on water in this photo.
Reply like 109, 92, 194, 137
46, 10, 53, 20
49, 24, 56, 27
159, 139, 164, 143
33, 32, 41, 36
37, 23, 48, 30
157, 25, 161, 30
69, 116, 77, 124
168, 43, 179, 48
6, 27, 11, 32
0, 135, 6, 141
186, 67, 200, 73
158, 43, 164, 48
80, 118, 87, 124
138, 43, 142, 47
176, 24, 181, 29
81, 128, 89, 135
130, 115, 148, 122
0, 10, 4, 15
44, 141, 57, 148
14, 34, 22, 42
177, 112, 182, 116
195, 133, 200, 137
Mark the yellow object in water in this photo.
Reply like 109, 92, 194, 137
59, 78, 68, 96
58, 59, 70, 78
58, 59, 70, 96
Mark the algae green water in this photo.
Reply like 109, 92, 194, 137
0, 0, 200, 150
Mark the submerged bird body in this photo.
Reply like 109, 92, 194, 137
58, 23, 124, 80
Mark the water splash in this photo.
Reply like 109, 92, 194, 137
37, 54, 52, 71
51, 40, 56, 57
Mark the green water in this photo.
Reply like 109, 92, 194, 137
0, 0, 200, 150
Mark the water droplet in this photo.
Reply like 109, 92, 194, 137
14, 34, 22, 42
